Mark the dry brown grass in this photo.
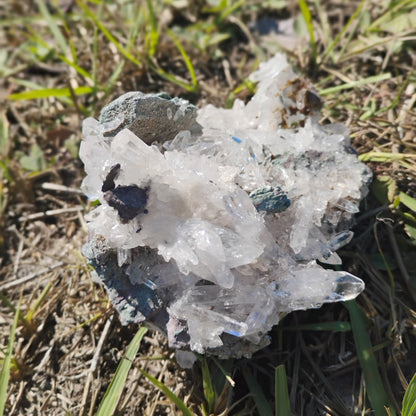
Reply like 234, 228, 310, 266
0, 0, 415, 415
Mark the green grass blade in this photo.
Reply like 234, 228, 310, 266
218, 0, 245, 22
152, 65, 198, 92
202, 0, 228, 14
104, 60, 126, 97
127, 4, 144, 52
35, 0, 68, 55
345, 300, 396, 416
24, 25, 91, 81
59, 55, 94, 81
282, 321, 352, 332
368, 0, 415, 31
138, 367, 194, 416
242, 367, 273, 416
145, 0, 159, 57
339, 37, 404, 62
298, 0, 317, 64
13, 78, 47, 91
398, 192, 416, 213
313, 0, 330, 47
167, 29, 198, 89
0, 161, 12, 183
337, 13, 361, 62
359, 152, 416, 162
212, 357, 235, 387
25, 281, 52, 323
402, 372, 416, 416
0, 296, 21, 416
319, 73, 391, 95
9, 86, 94, 100
275, 365, 291, 416
201, 357, 215, 414
49, 1, 78, 63
374, 71, 411, 116
96, 326, 148, 416
76, 0, 142, 67
0, 293, 18, 317
0, 112, 9, 157
0, 293, 27, 325
321, 0, 366, 62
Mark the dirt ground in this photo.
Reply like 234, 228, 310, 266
1, 1, 416, 415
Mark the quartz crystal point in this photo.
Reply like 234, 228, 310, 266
80, 53, 371, 358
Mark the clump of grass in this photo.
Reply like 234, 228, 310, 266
0, 0, 415, 415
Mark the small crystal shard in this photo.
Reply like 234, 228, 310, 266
80, 54, 371, 358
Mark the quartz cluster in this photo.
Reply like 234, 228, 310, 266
80, 54, 371, 358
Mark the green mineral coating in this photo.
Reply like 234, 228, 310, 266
99, 91, 202, 144
249, 185, 290, 213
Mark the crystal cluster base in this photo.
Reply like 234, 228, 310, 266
80, 54, 371, 358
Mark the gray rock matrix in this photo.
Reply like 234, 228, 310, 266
99, 91, 202, 143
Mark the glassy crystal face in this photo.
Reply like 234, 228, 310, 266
80, 54, 371, 358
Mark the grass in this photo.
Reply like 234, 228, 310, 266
96, 326, 148, 415
0, 296, 21, 416
402, 371, 416, 416
275, 365, 291, 416
0, 0, 415, 415
345, 300, 395, 415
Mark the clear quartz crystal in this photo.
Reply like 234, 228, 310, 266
80, 53, 371, 358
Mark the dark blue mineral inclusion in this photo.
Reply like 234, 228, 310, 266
102, 163, 121, 192
104, 185, 149, 223
102, 163, 149, 223
249, 185, 290, 214
88, 251, 160, 322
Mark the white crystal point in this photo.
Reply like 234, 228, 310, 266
80, 54, 370, 358
332, 271, 365, 300
276, 267, 365, 311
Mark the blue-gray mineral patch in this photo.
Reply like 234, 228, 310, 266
249, 186, 290, 213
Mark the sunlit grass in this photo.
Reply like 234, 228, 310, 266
1, 0, 415, 414
137, 366, 194, 416
402, 371, 416, 416
0, 297, 21, 416
96, 326, 148, 416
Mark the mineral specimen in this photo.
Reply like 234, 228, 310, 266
80, 53, 371, 358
